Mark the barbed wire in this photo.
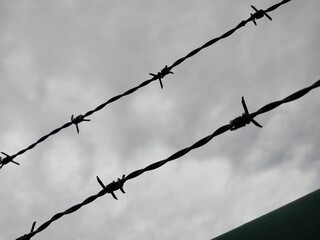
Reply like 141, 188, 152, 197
16, 78, 320, 239
0, 0, 292, 170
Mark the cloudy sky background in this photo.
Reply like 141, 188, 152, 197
1, 0, 319, 239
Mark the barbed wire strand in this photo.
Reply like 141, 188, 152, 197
0, 0, 292, 170
16, 78, 320, 239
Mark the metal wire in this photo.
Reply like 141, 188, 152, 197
0, 0, 292, 170
16, 78, 320, 239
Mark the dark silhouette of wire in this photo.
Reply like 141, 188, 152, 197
1, 0, 292, 170
16, 78, 320, 240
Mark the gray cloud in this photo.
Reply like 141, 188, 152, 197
1, 0, 319, 239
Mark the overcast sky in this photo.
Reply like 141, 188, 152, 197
1, 0, 319, 239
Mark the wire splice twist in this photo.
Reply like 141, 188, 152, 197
149, 65, 174, 89
96, 175, 126, 200
0, 152, 20, 169
250, 5, 273, 26
16, 221, 36, 240
71, 114, 91, 134
230, 97, 263, 131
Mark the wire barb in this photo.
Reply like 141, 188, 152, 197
250, 5, 273, 26
71, 114, 91, 134
0, 152, 20, 169
16, 221, 36, 240
96, 175, 126, 200
149, 65, 174, 89
15, 77, 320, 240
230, 96, 263, 131
1, 1, 291, 171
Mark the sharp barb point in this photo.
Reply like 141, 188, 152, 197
111, 192, 118, 200
159, 79, 163, 89
251, 5, 258, 12
265, 13, 273, 21
1, 152, 9, 157
251, 119, 263, 128
241, 96, 249, 114
96, 176, 106, 189
30, 221, 36, 233
12, 160, 20, 166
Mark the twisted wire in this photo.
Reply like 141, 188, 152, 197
251, 79, 320, 118
16, 78, 320, 239
0, 0, 291, 170
169, 0, 291, 69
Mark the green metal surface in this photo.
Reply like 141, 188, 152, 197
212, 189, 320, 240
